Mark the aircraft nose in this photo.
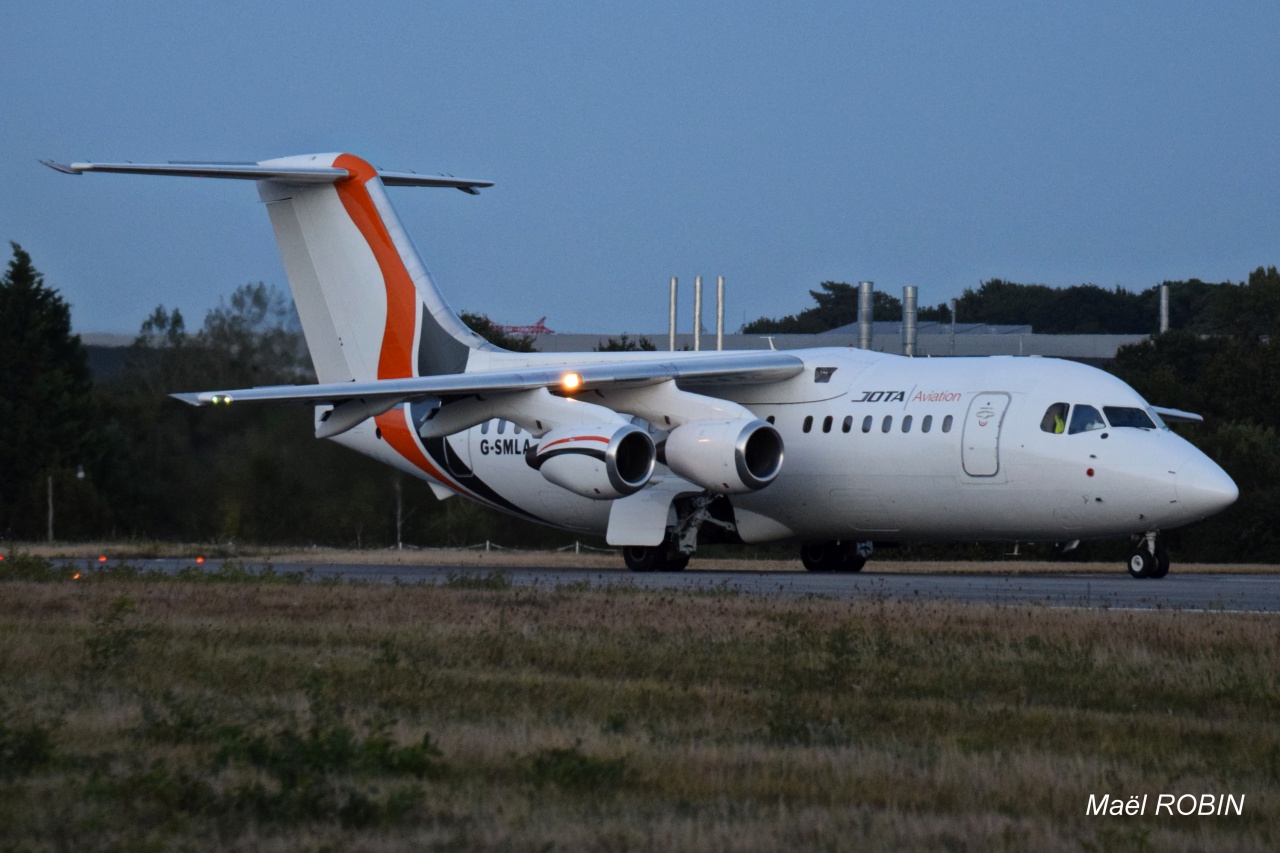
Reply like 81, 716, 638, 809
1175, 451, 1239, 520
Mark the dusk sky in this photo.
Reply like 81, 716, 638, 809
4, 2, 1278, 336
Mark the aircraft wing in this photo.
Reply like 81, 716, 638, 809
170, 351, 807, 407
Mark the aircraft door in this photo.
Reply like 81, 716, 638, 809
444, 432, 474, 478
962, 392, 1011, 477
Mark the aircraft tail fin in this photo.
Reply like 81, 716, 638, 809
45, 153, 497, 383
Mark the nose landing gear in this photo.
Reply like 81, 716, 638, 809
1127, 532, 1170, 579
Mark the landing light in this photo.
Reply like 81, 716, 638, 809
561, 372, 582, 392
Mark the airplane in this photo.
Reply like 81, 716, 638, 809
44, 152, 1239, 579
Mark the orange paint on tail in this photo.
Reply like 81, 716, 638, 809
331, 153, 418, 381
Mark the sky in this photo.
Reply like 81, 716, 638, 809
3, 1, 1279, 336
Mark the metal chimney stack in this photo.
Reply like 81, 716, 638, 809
949, 298, 958, 355
903, 285, 918, 357
693, 275, 703, 351
716, 275, 725, 351
668, 277, 678, 351
858, 281, 874, 350
1159, 283, 1170, 334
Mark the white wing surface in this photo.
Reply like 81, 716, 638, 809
171, 351, 807, 407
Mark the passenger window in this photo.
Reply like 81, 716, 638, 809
803, 415, 813, 433
1040, 402, 1069, 434
766, 415, 776, 425
1068, 405, 1106, 435
881, 416, 892, 433
922, 415, 932, 433
942, 415, 953, 433
497, 420, 507, 435
902, 415, 912, 433
513, 424, 522, 434
822, 415, 833, 433
480, 421, 490, 435
862, 415, 873, 433
842, 415, 852, 433
1103, 406, 1156, 430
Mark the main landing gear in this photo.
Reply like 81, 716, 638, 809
622, 544, 689, 573
1127, 531, 1170, 579
800, 540, 873, 573
623, 495, 736, 572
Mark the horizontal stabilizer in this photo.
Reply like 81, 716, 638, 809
41, 159, 493, 193
1152, 406, 1204, 424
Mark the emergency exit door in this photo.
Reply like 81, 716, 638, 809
962, 392, 1011, 477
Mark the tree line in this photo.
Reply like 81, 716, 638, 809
2, 242, 1278, 560
0, 245, 575, 550
745, 269, 1280, 336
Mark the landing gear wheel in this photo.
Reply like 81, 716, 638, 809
841, 554, 867, 574
1151, 548, 1171, 579
622, 545, 689, 572
1126, 549, 1155, 579
623, 546, 662, 572
801, 542, 843, 572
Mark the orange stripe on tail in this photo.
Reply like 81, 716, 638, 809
331, 153, 418, 381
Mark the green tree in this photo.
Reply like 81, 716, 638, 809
0, 243, 100, 537
1207, 266, 1280, 340
1108, 329, 1280, 562
595, 333, 656, 352
918, 301, 953, 322
459, 312, 536, 352
744, 281, 906, 333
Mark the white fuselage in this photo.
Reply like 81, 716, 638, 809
337, 348, 1237, 544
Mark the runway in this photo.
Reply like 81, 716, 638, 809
55, 558, 1280, 613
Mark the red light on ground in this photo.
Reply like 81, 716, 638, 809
73, 572, 81, 580
196, 556, 205, 564
98, 555, 108, 563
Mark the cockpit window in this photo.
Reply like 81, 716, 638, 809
1040, 403, 1069, 434
1068, 404, 1106, 435
1146, 407, 1170, 431
1103, 406, 1156, 430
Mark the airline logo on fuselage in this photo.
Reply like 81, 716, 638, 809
911, 390, 962, 403
852, 390, 905, 403
851, 390, 962, 404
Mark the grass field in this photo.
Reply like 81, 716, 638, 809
1, 556, 1276, 851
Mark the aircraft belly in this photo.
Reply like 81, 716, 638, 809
743, 473, 968, 539
827, 479, 960, 534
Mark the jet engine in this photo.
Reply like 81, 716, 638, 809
661, 418, 783, 494
526, 423, 656, 500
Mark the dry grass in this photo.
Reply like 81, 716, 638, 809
1, 574, 1277, 851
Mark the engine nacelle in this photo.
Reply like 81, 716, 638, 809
526, 423, 656, 500
661, 418, 783, 494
